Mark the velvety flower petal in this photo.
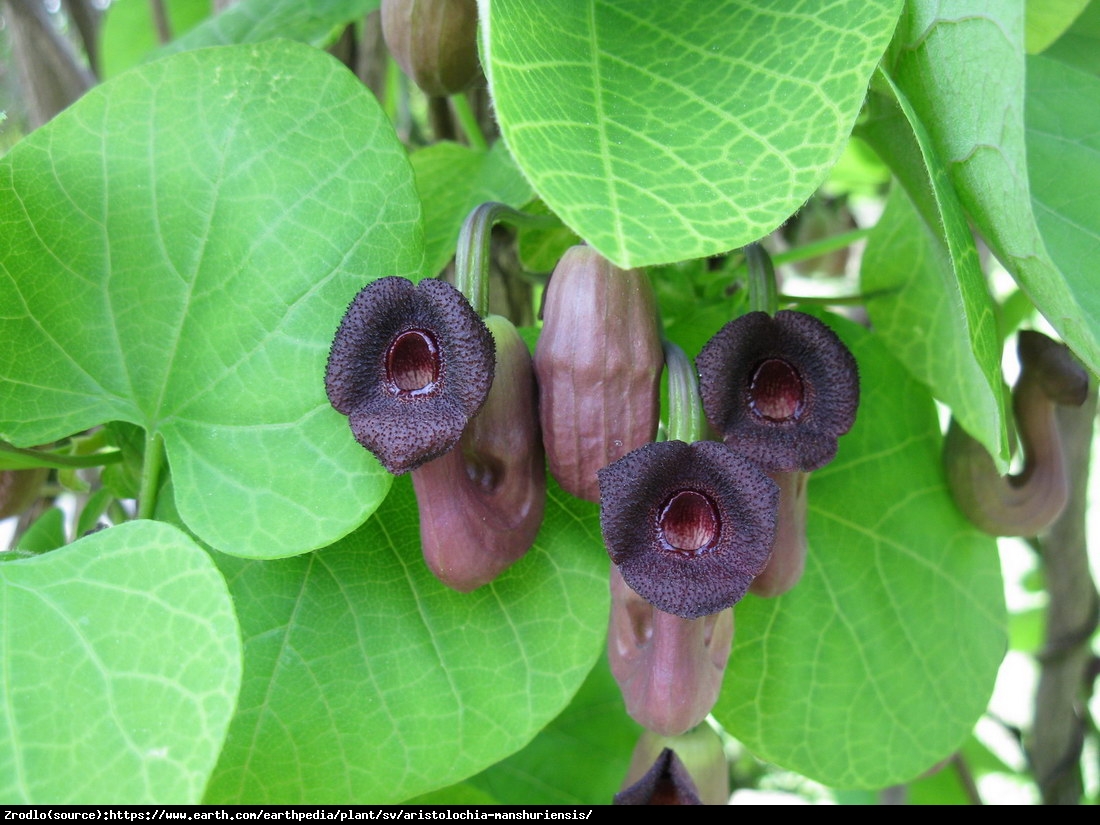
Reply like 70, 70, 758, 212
597, 440, 779, 619
696, 310, 859, 472
324, 276, 494, 475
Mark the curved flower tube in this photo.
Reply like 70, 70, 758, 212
412, 314, 546, 591
608, 565, 733, 737
696, 310, 859, 472
944, 330, 1089, 536
597, 439, 779, 619
324, 276, 494, 475
749, 469, 809, 597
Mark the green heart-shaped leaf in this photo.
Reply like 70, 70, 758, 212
0, 41, 423, 559
480, 0, 901, 267
203, 477, 609, 804
0, 521, 241, 803
1026, 54, 1100, 336
714, 315, 1006, 790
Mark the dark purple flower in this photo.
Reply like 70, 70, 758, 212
613, 747, 703, 805
696, 310, 859, 472
325, 276, 494, 475
597, 440, 779, 620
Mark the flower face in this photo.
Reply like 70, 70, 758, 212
696, 310, 859, 472
325, 276, 494, 475
597, 440, 779, 619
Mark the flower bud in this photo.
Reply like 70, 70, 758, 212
381, 0, 481, 97
535, 245, 663, 502
412, 314, 546, 591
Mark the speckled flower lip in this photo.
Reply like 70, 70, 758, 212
696, 309, 859, 472
598, 439, 779, 619
324, 276, 495, 475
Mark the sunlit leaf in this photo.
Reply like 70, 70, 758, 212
203, 477, 608, 803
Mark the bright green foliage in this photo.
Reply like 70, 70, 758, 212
480, 0, 902, 268
0, 41, 421, 559
1, 0, 1096, 807
0, 521, 241, 803
715, 317, 1005, 789
202, 477, 609, 803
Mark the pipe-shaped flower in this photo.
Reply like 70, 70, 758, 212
608, 565, 733, 736
696, 310, 859, 472
412, 314, 546, 592
325, 276, 494, 475
598, 440, 779, 620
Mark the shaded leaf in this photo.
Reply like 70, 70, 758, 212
888, 2, 1100, 375
156, 0, 380, 57
410, 140, 534, 279
0, 520, 242, 803
1026, 54, 1100, 335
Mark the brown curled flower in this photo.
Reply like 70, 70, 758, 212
696, 310, 859, 472
597, 440, 779, 620
324, 276, 494, 475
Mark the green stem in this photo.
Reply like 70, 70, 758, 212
137, 431, 165, 521
451, 92, 489, 152
777, 288, 895, 306
0, 441, 123, 471
745, 242, 778, 315
455, 202, 558, 317
663, 340, 706, 444
770, 226, 873, 268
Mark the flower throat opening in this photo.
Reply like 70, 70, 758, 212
387, 329, 440, 396
658, 490, 720, 555
749, 358, 804, 422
